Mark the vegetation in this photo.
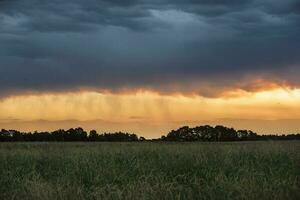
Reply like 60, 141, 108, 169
0, 142, 299, 200
1, 125, 299, 142
0, 128, 140, 142
161, 125, 300, 141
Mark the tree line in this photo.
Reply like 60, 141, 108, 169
0, 128, 142, 142
160, 125, 300, 141
0, 125, 299, 142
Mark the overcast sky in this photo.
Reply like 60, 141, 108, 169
1, 0, 300, 97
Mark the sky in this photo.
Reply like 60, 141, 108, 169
0, 0, 300, 138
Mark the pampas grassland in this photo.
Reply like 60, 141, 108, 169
0, 142, 299, 200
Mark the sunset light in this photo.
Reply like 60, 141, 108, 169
1, 0, 300, 199
1, 88, 299, 137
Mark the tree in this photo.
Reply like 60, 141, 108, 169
89, 130, 98, 141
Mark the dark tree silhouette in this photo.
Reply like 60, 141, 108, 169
160, 125, 299, 142
0, 126, 299, 142
0, 128, 140, 142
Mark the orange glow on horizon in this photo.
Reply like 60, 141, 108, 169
0, 87, 300, 137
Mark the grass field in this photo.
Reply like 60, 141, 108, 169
0, 142, 299, 200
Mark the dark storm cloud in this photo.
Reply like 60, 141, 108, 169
0, 0, 300, 97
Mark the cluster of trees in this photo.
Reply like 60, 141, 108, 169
0, 128, 142, 142
160, 125, 300, 142
0, 125, 299, 142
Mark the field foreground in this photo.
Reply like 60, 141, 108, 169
0, 142, 299, 200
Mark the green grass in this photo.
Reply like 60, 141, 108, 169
0, 142, 299, 200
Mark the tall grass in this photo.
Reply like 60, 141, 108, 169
0, 142, 299, 200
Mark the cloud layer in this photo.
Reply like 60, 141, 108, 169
0, 0, 300, 97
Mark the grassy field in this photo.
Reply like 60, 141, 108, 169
0, 142, 299, 200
